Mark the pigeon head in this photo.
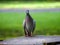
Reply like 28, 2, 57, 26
26, 10, 29, 14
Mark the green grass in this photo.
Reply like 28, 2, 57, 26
0, 11, 60, 40
0, 2, 60, 9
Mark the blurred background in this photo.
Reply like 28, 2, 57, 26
0, 0, 60, 40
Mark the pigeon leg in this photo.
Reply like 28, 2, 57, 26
24, 29, 28, 37
28, 31, 32, 37
31, 32, 32, 37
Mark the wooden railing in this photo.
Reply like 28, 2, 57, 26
0, 35, 60, 45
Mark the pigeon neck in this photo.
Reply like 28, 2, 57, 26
26, 12, 30, 16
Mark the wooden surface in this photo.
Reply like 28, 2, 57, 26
0, 35, 60, 45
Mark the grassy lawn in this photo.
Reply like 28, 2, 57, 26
0, 2, 60, 9
0, 1, 60, 40
0, 11, 60, 40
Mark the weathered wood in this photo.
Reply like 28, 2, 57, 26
0, 35, 60, 45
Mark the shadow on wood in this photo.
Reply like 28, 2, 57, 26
44, 42, 60, 45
